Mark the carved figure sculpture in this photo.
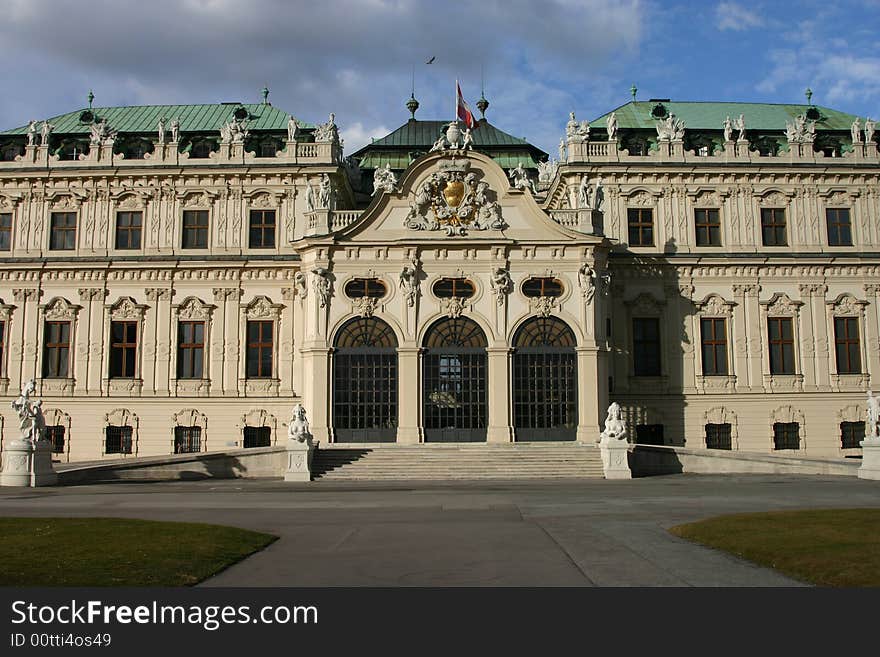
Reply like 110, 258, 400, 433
566, 112, 578, 139
559, 138, 566, 161
40, 121, 54, 144
305, 182, 316, 212
157, 117, 166, 145
723, 115, 733, 142
287, 115, 299, 142
490, 267, 512, 305
734, 114, 746, 141
461, 127, 474, 150
11, 379, 45, 445
27, 120, 37, 146
372, 163, 397, 196
288, 404, 313, 443
508, 162, 535, 193
314, 113, 339, 142
593, 177, 605, 214
429, 133, 447, 152
606, 112, 618, 140
868, 390, 880, 439
89, 118, 117, 146
865, 118, 876, 144
318, 173, 332, 209
294, 271, 308, 299
312, 267, 332, 308
786, 114, 816, 144
170, 118, 180, 142
399, 260, 420, 307
578, 262, 596, 304
537, 159, 558, 184
656, 114, 685, 141
599, 402, 627, 443
578, 174, 591, 209
852, 118, 862, 144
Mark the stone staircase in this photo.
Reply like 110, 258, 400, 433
311, 442, 605, 480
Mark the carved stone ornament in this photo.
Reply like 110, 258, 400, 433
399, 260, 420, 307
490, 267, 513, 306
352, 296, 378, 317
577, 263, 597, 305
176, 297, 214, 321
829, 294, 866, 317
312, 268, 332, 308
626, 292, 665, 315
109, 296, 146, 321
760, 191, 789, 207
42, 297, 81, 320
696, 294, 735, 317
442, 296, 466, 318
294, 271, 308, 300
762, 292, 802, 317
405, 161, 505, 236
531, 296, 557, 318
245, 295, 281, 320
627, 190, 656, 207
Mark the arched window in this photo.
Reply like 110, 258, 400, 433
344, 278, 387, 299
332, 317, 398, 443
422, 317, 488, 442
512, 317, 578, 441
432, 278, 475, 299
522, 277, 564, 298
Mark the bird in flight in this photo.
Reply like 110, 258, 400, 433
426, 56, 435, 64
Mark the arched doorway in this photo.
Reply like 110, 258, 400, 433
512, 316, 578, 441
422, 316, 488, 442
332, 317, 398, 443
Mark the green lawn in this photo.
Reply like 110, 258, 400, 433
670, 508, 880, 587
0, 517, 277, 586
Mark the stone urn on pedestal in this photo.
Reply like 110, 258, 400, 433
598, 401, 632, 480
858, 391, 880, 481
0, 379, 58, 487
285, 404, 317, 482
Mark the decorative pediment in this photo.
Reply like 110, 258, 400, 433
625, 190, 658, 207
827, 293, 866, 317
43, 408, 71, 428
243, 294, 282, 319
172, 408, 208, 428
177, 190, 217, 207
695, 294, 736, 317
625, 292, 666, 315
245, 190, 282, 208
105, 408, 138, 427
174, 296, 215, 321
404, 161, 505, 236
0, 298, 16, 320
48, 192, 84, 210
759, 190, 791, 207
691, 190, 722, 207
240, 408, 276, 429
108, 296, 147, 321
42, 296, 82, 320
761, 292, 802, 316
0, 193, 22, 210
770, 405, 804, 425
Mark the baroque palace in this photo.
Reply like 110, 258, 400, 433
0, 89, 877, 463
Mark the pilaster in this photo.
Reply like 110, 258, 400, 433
396, 347, 421, 444
798, 284, 818, 391
865, 284, 880, 382
487, 347, 512, 443
576, 347, 601, 442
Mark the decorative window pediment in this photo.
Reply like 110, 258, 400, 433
625, 189, 658, 207
821, 190, 854, 207
41, 296, 82, 320
761, 292, 802, 316
242, 295, 283, 320
625, 292, 666, 315
0, 297, 16, 320
105, 407, 138, 427
174, 296, 215, 321
758, 190, 791, 207
245, 190, 281, 208
172, 408, 208, 429
108, 296, 147, 321
48, 192, 84, 210
771, 405, 804, 425
827, 293, 867, 317
690, 190, 723, 207
695, 294, 735, 317
176, 190, 217, 207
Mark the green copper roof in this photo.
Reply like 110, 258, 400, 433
2, 103, 312, 136
591, 101, 860, 131
351, 118, 547, 171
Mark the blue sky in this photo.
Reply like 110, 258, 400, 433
0, 0, 877, 155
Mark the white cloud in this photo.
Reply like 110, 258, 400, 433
715, 2, 765, 31
0, 0, 645, 154
341, 121, 392, 154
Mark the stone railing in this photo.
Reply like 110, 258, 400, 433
549, 209, 579, 228
331, 210, 361, 231
565, 138, 880, 165
2, 139, 341, 170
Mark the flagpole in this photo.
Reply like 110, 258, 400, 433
454, 78, 458, 124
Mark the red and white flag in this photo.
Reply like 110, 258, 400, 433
456, 81, 475, 129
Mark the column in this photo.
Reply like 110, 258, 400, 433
487, 347, 512, 443
396, 347, 421, 444
300, 346, 330, 444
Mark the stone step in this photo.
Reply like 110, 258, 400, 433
311, 444, 605, 480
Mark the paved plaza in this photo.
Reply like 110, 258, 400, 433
1, 474, 878, 586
